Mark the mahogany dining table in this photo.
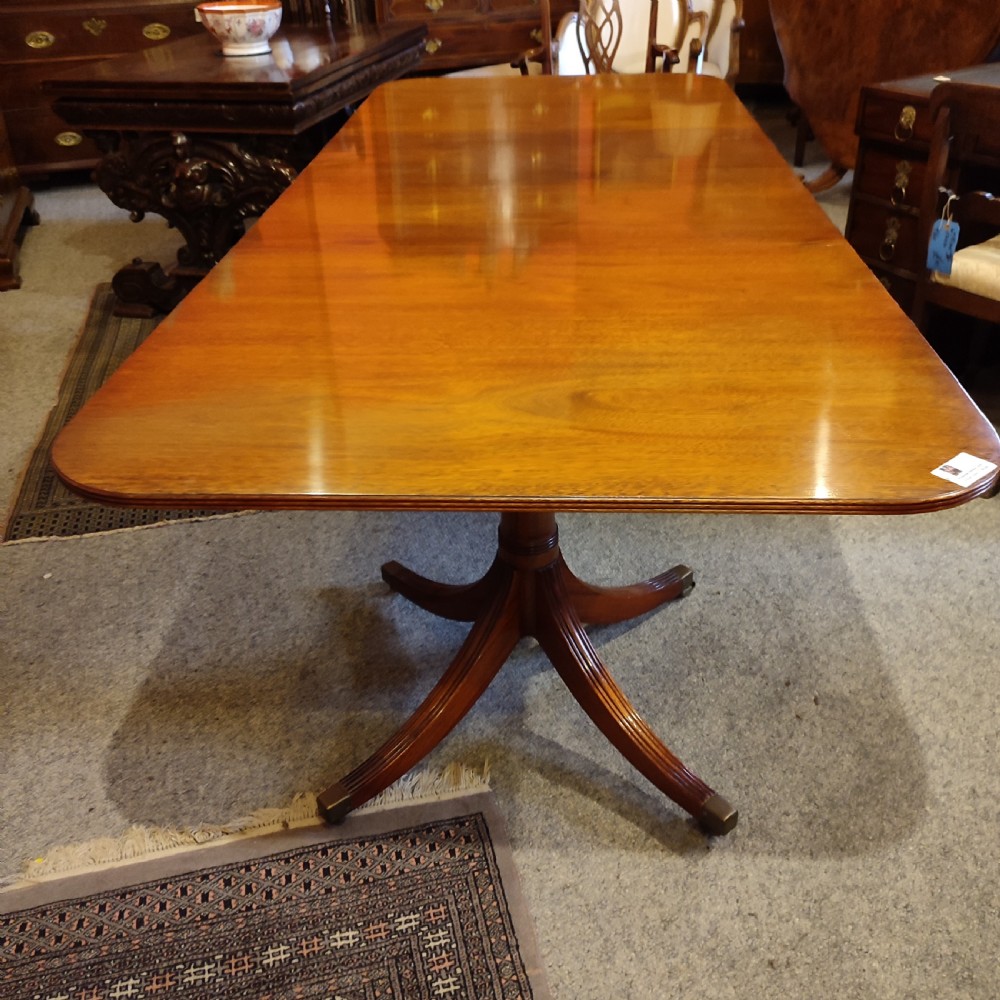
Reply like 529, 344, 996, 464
51, 73, 1000, 836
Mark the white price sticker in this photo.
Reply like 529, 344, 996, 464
931, 452, 998, 487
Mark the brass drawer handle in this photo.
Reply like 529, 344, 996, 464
424, 0, 444, 11
55, 131, 83, 147
893, 105, 916, 142
890, 159, 912, 206
142, 22, 171, 40
530, 27, 543, 43
424, 37, 442, 53
25, 30, 56, 48
879, 217, 901, 262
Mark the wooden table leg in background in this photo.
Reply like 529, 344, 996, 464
1, 111, 39, 292
318, 512, 739, 837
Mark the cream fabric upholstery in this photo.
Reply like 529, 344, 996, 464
688, 0, 739, 79
930, 234, 1000, 301
554, 13, 589, 74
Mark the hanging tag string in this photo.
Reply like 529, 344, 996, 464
940, 191, 958, 226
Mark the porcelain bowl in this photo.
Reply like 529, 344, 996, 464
196, 0, 283, 56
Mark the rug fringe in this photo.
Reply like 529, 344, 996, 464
9, 762, 489, 887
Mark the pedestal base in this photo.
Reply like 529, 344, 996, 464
318, 512, 738, 836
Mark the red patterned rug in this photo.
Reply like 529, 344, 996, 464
0, 792, 548, 999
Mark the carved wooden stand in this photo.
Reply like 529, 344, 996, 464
93, 129, 330, 317
318, 512, 738, 836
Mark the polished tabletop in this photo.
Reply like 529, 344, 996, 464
52, 73, 1000, 513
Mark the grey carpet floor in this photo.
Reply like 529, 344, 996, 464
2, 99, 999, 999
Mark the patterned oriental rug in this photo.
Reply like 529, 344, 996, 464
4, 285, 233, 542
0, 791, 549, 999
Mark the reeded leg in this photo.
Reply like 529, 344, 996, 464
562, 563, 694, 625
318, 564, 521, 822
534, 565, 736, 835
381, 558, 503, 622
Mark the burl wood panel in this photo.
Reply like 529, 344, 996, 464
769, 0, 1000, 170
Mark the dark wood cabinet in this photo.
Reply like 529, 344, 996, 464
375, 0, 574, 72
0, 0, 203, 179
845, 63, 1000, 313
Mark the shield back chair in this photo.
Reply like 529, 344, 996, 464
686, 0, 744, 83
911, 81, 1000, 367
552, 0, 703, 75
647, 0, 705, 73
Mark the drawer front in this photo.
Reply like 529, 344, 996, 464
2, 103, 100, 174
848, 205, 922, 275
0, 6, 198, 62
419, 20, 542, 67
376, 0, 572, 66
383, 0, 481, 19
857, 89, 932, 150
853, 146, 928, 210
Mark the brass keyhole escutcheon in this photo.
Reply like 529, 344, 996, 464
83, 17, 107, 35
424, 37, 442, 53
26, 30, 56, 48
424, 0, 444, 12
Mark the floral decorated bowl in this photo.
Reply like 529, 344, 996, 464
195, 0, 283, 56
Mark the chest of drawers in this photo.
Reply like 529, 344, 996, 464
0, 0, 202, 179
845, 62, 1000, 313
376, 0, 574, 72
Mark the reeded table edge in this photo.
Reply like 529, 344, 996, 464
46, 466, 1000, 518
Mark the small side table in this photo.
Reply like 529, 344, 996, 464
0, 111, 38, 292
46, 22, 426, 316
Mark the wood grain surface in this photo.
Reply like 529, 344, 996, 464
53, 74, 1000, 514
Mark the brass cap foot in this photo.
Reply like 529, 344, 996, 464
698, 793, 738, 836
317, 782, 353, 824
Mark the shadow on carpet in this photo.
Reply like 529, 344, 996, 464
4, 285, 227, 542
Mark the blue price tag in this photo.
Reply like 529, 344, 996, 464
927, 218, 960, 275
